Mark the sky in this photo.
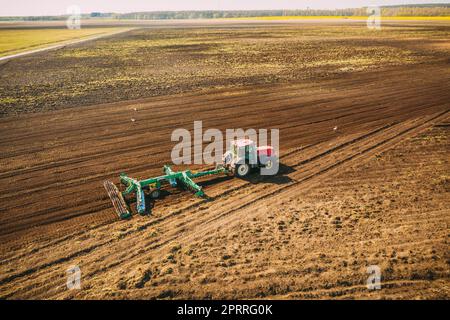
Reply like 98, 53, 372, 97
0, 0, 448, 17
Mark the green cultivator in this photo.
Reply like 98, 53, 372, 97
104, 138, 278, 219
104, 165, 228, 219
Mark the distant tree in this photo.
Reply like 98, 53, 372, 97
2, 5, 448, 22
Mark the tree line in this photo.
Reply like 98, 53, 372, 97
1, 5, 449, 21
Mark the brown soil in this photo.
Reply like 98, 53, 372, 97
0, 61, 449, 299
0, 21, 449, 299
1, 22, 449, 116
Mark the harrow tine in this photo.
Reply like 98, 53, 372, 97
103, 180, 131, 219
105, 165, 229, 219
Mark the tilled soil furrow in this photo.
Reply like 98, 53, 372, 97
3, 110, 446, 299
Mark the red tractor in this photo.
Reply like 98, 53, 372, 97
222, 139, 278, 177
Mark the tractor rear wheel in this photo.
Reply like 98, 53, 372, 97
235, 163, 250, 177
265, 159, 274, 170
260, 156, 278, 174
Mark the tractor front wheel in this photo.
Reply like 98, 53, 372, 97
235, 163, 250, 177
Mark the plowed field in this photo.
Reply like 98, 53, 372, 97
0, 21, 449, 299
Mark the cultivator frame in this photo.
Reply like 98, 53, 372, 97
104, 165, 228, 219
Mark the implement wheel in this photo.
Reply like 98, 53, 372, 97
150, 189, 161, 199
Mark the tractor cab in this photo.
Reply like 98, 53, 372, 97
223, 138, 277, 177
231, 139, 258, 165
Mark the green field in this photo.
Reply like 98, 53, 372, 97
0, 27, 127, 57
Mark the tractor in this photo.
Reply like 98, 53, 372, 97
104, 138, 278, 218
222, 139, 277, 177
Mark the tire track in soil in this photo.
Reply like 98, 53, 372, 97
0, 117, 403, 247
0, 63, 449, 298
1, 125, 393, 293
0, 82, 446, 239
0, 143, 321, 266
0, 65, 444, 166
1, 110, 447, 299
0, 83, 413, 169
101, 112, 446, 259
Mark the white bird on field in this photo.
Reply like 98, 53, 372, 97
131, 118, 136, 122
333, 126, 338, 132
